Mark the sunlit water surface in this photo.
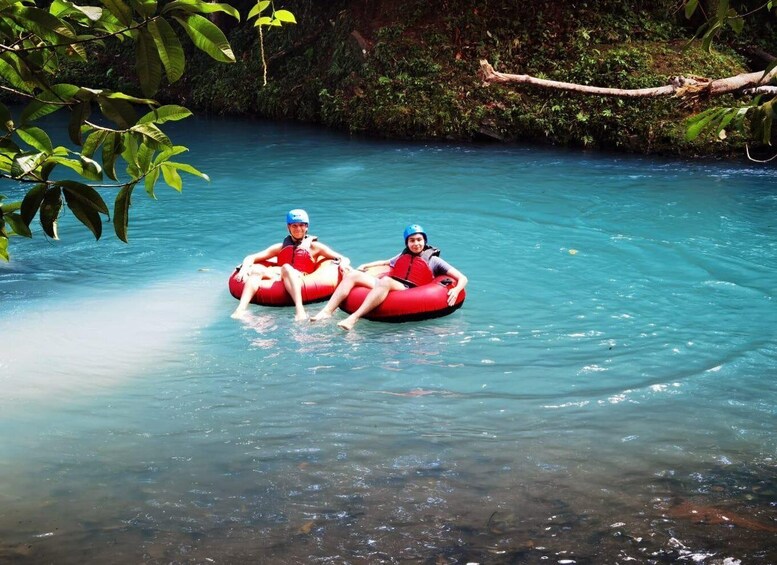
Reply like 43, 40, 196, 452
1, 118, 776, 564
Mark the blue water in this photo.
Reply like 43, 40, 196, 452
1, 117, 776, 563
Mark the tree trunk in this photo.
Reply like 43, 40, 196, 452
478, 59, 777, 99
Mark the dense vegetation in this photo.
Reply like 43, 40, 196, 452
2, 0, 774, 260
132, 0, 775, 156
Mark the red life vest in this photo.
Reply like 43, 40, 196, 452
389, 247, 440, 286
277, 235, 317, 274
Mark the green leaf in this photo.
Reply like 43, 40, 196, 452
130, 122, 172, 146
728, 11, 744, 34
101, 0, 133, 26
20, 84, 81, 123
701, 21, 723, 52
247, 0, 271, 20
113, 182, 135, 242
68, 100, 91, 145
50, 0, 104, 21
131, 0, 158, 18
43, 153, 103, 180
255, 16, 280, 27
21, 183, 46, 225
0, 53, 34, 93
121, 132, 140, 178
164, 0, 240, 20
153, 144, 188, 164
102, 132, 123, 181
82, 129, 108, 159
5, 212, 33, 238
136, 28, 163, 97
0, 199, 19, 213
273, 9, 296, 24
0, 235, 8, 261
11, 6, 77, 43
148, 17, 185, 83
80, 155, 103, 180
61, 181, 108, 239
716, 0, 730, 20
40, 186, 62, 239
101, 91, 158, 105
160, 162, 183, 191
97, 96, 137, 128
138, 105, 192, 125
684, 0, 698, 19
136, 138, 155, 173
10, 151, 47, 178
716, 108, 739, 133
686, 108, 723, 140
17, 126, 54, 153
144, 166, 160, 197
167, 161, 209, 181
174, 13, 235, 63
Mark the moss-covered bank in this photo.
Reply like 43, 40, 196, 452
76, 0, 777, 156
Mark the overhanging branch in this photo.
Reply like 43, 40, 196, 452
479, 59, 777, 99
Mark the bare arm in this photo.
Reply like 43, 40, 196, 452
356, 258, 390, 271
311, 241, 351, 268
242, 243, 283, 266
235, 243, 283, 281
444, 266, 468, 306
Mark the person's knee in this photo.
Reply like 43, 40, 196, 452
280, 264, 296, 278
344, 270, 365, 285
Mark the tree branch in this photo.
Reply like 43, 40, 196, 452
479, 59, 777, 99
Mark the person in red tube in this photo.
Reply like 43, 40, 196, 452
231, 209, 350, 321
310, 224, 467, 330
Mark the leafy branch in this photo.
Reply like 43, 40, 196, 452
0, 0, 296, 261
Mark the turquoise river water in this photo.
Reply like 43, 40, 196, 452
1, 118, 776, 564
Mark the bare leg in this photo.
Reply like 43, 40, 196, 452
231, 274, 263, 318
310, 270, 377, 322
337, 277, 405, 330
281, 265, 308, 321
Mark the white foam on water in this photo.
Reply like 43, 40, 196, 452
0, 273, 222, 407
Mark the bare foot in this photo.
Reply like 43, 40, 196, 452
337, 318, 356, 331
309, 311, 332, 322
230, 308, 247, 319
294, 310, 308, 322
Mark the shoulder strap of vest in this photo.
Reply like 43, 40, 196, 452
400, 245, 440, 260
282, 234, 317, 247
421, 246, 441, 260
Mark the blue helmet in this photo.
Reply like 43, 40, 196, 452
403, 224, 426, 244
286, 209, 309, 225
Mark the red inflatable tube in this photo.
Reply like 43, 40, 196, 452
340, 270, 466, 323
228, 258, 340, 306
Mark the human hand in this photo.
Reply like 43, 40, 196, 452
446, 287, 460, 306
235, 263, 250, 282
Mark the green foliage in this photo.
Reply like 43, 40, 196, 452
0, 0, 294, 260
682, 0, 777, 147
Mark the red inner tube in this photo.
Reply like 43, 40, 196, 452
228, 258, 340, 306
340, 268, 466, 322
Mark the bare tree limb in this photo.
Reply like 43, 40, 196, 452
479, 59, 777, 99
746, 145, 777, 162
